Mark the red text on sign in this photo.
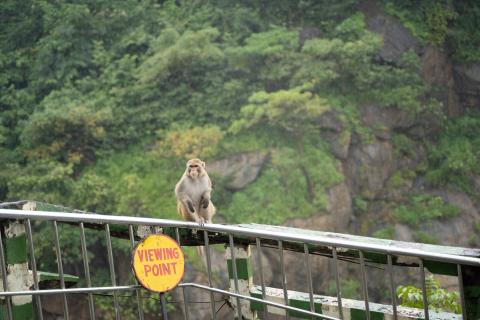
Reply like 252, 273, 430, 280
143, 262, 178, 277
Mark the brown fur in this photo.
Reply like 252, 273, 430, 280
175, 158, 216, 225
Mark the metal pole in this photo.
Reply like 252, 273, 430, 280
160, 293, 168, 320
303, 243, 314, 313
128, 224, 144, 320
26, 219, 43, 320
387, 254, 398, 320
105, 224, 121, 320
332, 247, 343, 320
53, 221, 69, 320
80, 222, 96, 320
0, 225, 13, 319
457, 264, 467, 320
1, 210, 480, 267
229, 234, 243, 319
419, 259, 429, 320
203, 230, 216, 319
359, 250, 370, 320
175, 228, 189, 320
255, 238, 268, 319
279, 240, 289, 320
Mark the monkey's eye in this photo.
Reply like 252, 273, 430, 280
189, 165, 199, 168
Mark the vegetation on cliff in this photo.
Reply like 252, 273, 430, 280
4, 0, 477, 222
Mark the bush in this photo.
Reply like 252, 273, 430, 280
397, 275, 461, 313
373, 226, 395, 239
427, 112, 480, 194
155, 126, 224, 159
394, 194, 459, 226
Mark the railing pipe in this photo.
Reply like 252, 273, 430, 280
203, 230, 216, 320
255, 237, 268, 319
175, 227, 189, 320
457, 264, 467, 320
0, 225, 13, 319
53, 221, 69, 320
26, 219, 43, 320
279, 240, 289, 319
359, 250, 370, 320
304, 243, 314, 314
80, 222, 96, 320
387, 254, 398, 320
128, 224, 144, 320
229, 234, 243, 319
1, 209, 478, 266
419, 259, 429, 320
105, 224, 121, 320
332, 247, 344, 320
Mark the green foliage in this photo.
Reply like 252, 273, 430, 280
397, 275, 461, 313
21, 96, 112, 170
295, 14, 434, 115
221, 144, 342, 224
227, 28, 299, 90
448, 1, 480, 63
155, 126, 224, 159
394, 194, 459, 226
6, 161, 74, 204
373, 226, 395, 239
91, 152, 180, 219
138, 28, 223, 85
414, 231, 439, 244
383, 0, 457, 45
388, 169, 416, 189
392, 134, 414, 157
427, 112, 480, 194
353, 197, 368, 212
230, 87, 329, 136
383, 0, 480, 63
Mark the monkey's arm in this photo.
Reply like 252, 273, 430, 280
200, 193, 211, 209
200, 176, 213, 209
175, 182, 196, 214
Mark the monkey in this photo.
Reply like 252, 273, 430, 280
175, 158, 216, 226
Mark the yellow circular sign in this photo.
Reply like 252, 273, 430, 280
132, 234, 185, 292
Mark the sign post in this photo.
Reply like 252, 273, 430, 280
132, 234, 185, 319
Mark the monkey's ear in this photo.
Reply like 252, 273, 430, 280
201, 161, 206, 168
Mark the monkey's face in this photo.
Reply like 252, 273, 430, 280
186, 159, 205, 179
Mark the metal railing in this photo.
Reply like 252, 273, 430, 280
0, 203, 479, 319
